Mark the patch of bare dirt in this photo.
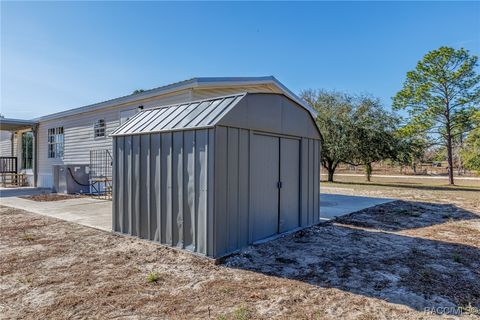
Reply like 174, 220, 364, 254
227, 201, 480, 315
1, 197, 480, 319
20, 193, 87, 202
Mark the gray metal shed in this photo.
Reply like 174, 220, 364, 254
111, 92, 321, 258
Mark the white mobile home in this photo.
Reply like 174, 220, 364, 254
0, 77, 317, 189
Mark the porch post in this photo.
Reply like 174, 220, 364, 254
10, 132, 14, 157
32, 125, 39, 187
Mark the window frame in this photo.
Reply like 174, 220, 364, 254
94, 119, 106, 138
47, 127, 64, 159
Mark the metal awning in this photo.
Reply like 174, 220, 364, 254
0, 118, 38, 131
111, 93, 246, 136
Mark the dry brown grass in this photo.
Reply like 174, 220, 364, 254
19, 193, 87, 202
1, 181, 480, 319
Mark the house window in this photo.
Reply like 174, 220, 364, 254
22, 132, 33, 169
94, 119, 106, 138
48, 127, 64, 158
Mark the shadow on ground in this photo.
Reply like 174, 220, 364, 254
322, 180, 480, 192
334, 200, 478, 231
225, 201, 480, 312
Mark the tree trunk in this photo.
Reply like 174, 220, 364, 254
445, 93, 454, 185
327, 170, 334, 182
365, 163, 372, 182
445, 112, 454, 185
325, 161, 337, 182
323, 159, 337, 182
447, 134, 454, 185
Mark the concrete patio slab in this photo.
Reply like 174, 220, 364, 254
320, 193, 393, 221
0, 189, 112, 231
1, 188, 392, 232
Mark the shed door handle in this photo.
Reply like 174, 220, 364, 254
277, 181, 282, 189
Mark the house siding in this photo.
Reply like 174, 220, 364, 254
37, 90, 193, 187
0, 131, 13, 156
2, 83, 293, 188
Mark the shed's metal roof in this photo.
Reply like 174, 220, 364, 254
111, 93, 246, 136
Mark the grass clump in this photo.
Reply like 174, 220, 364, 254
218, 306, 251, 320
21, 233, 34, 242
146, 272, 161, 283
232, 306, 250, 320
17, 276, 33, 285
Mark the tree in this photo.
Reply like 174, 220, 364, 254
393, 135, 428, 174
301, 90, 353, 182
346, 96, 399, 181
132, 89, 145, 94
393, 47, 480, 184
302, 91, 399, 182
461, 110, 480, 172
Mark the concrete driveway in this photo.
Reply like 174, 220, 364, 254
0, 187, 111, 231
320, 193, 393, 220
1, 187, 393, 232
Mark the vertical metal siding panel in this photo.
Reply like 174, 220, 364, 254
300, 138, 308, 227
237, 129, 249, 248
195, 130, 208, 255
206, 129, 215, 257
161, 132, 173, 245
183, 131, 195, 251
125, 135, 133, 234
151, 133, 161, 242
309, 139, 314, 225
172, 131, 184, 248
132, 135, 140, 236
139, 134, 150, 239
214, 126, 228, 257
227, 128, 239, 252
314, 140, 320, 223
112, 137, 118, 232
117, 137, 124, 232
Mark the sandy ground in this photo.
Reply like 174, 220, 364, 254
1, 184, 480, 319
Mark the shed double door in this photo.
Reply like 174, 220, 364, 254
250, 133, 300, 242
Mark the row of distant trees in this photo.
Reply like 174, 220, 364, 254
304, 47, 480, 185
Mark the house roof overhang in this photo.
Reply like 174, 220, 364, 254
33, 76, 317, 122
0, 118, 38, 132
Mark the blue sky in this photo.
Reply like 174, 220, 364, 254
1, 1, 479, 119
